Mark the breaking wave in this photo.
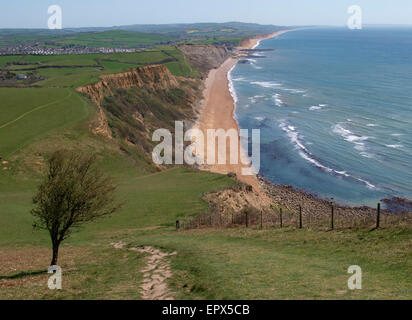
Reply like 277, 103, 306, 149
251, 81, 282, 88
273, 94, 284, 107
280, 121, 376, 189
332, 123, 372, 157
228, 65, 238, 103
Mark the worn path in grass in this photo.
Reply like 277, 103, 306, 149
132, 246, 176, 300
112, 242, 176, 300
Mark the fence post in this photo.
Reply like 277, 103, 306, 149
279, 208, 283, 228
210, 215, 212, 227
331, 205, 334, 230
376, 202, 381, 229
245, 211, 249, 228
299, 206, 303, 229
176, 220, 180, 231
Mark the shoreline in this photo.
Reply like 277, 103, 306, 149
240, 30, 292, 51
194, 30, 292, 203
195, 30, 411, 214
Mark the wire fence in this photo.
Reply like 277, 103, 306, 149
177, 203, 412, 231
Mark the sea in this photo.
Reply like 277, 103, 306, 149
230, 26, 412, 207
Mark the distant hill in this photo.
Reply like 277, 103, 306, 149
110, 21, 289, 37
0, 22, 292, 49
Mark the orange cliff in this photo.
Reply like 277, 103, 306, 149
76, 64, 179, 137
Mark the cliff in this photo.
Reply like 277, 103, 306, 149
178, 45, 232, 74
76, 64, 180, 138
77, 64, 179, 106
75, 46, 230, 167
76, 63, 201, 168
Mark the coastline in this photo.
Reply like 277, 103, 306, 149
240, 30, 292, 51
194, 30, 292, 203
194, 29, 411, 215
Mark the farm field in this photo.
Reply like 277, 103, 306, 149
0, 30, 174, 49
0, 46, 201, 88
0, 23, 286, 49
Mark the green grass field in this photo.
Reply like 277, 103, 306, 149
0, 47, 201, 88
2, 148, 410, 300
0, 88, 90, 157
0, 30, 175, 49
52, 30, 174, 48
128, 227, 412, 300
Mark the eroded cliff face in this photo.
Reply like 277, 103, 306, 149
77, 64, 179, 105
178, 45, 232, 74
76, 63, 201, 169
76, 64, 180, 138
75, 47, 229, 168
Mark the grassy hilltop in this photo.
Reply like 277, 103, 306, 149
0, 26, 411, 300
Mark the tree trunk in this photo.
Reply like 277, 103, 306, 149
51, 242, 59, 266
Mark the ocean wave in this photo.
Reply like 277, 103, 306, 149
244, 58, 263, 70
309, 106, 322, 111
273, 94, 284, 107
251, 81, 282, 88
386, 144, 403, 149
228, 65, 238, 104
249, 81, 306, 95
254, 116, 266, 122
248, 95, 264, 104
232, 76, 248, 82
252, 40, 261, 50
360, 152, 374, 158
248, 97, 257, 104
309, 104, 326, 111
279, 121, 314, 157
280, 121, 376, 189
282, 88, 307, 94
333, 123, 370, 153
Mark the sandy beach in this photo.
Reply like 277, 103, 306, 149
194, 29, 411, 216
195, 30, 291, 200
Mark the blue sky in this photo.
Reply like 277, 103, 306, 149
1, 0, 412, 28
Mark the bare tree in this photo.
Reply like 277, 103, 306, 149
31, 150, 121, 266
